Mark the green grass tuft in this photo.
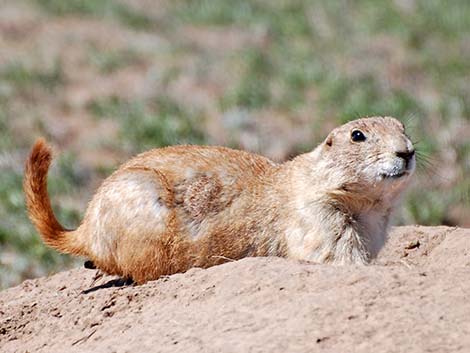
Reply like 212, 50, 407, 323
88, 95, 207, 152
221, 49, 272, 110
0, 61, 63, 92
35, 0, 154, 30
88, 47, 142, 74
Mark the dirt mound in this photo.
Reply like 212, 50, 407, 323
1, 226, 469, 353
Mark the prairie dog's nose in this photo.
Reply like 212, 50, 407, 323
395, 150, 415, 166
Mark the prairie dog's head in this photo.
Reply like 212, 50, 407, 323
319, 116, 415, 202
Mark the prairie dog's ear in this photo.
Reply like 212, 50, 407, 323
324, 132, 334, 147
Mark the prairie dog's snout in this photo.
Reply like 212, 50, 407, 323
396, 150, 415, 167
394, 135, 416, 171
379, 125, 416, 180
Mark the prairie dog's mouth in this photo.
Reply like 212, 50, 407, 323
378, 154, 415, 180
381, 171, 408, 179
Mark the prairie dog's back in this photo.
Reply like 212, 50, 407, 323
121, 145, 278, 183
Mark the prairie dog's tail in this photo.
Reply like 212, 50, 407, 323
23, 139, 87, 256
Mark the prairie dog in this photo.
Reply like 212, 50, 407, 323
24, 116, 415, 283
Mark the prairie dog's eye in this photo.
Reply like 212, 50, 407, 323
351, 130, 366, 142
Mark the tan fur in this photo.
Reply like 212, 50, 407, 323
24, 117, 415, 283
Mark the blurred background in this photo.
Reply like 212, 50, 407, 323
0, 0, 469, 289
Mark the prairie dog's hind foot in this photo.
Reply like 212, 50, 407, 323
84, 260, 96, 269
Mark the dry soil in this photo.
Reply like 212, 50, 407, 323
1, 225, 469, 353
